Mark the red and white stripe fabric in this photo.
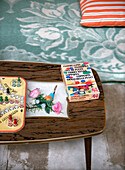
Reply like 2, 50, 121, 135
79, 0, 125, 27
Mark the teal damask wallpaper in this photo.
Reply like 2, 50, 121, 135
0, 0, 125, 82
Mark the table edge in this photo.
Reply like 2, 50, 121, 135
0, 61, 106, 144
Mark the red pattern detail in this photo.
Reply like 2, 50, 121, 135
83, 62, 89, 65
75, 81, 80, 84
92, 94, 99, 98
85, 80, 92, 85
92, 88, 98, 92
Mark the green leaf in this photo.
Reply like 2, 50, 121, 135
34, 103, 42, 109
46, 101, 52, 107
36, 94, 44, 100
45, 106, 50, 114
40, 98, 46, 103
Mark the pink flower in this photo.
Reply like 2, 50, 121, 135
52, 102, 62, 114
29, 88, 40, 98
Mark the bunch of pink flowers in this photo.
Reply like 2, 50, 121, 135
28, 88, 62, 114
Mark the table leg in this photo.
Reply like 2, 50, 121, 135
84, 137, 92, 170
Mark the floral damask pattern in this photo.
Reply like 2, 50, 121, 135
0, 17, 4, 21
81, 28, 125, 63
0, 46, 43, 62
17, 2, 81, 51
80, 28, 125, 74
0, 0, 125, 82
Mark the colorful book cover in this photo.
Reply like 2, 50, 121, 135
61, 62, 100, 102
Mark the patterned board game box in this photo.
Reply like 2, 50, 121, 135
61, 63, 100, 102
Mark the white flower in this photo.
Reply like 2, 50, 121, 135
35, 99, 40, 104
41, 103, 46, 109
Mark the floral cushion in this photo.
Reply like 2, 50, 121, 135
79, 0, 125, 27
0, 0, 125, 82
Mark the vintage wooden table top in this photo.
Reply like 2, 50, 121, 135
0, 61, 106, 145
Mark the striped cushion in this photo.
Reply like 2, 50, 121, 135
79, 0, 125, 27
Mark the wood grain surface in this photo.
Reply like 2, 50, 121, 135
0, 61, 106, 145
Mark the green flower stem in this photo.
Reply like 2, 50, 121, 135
28, 89, 31, 92
46, 103, 53, 108
26, 106, 38, 110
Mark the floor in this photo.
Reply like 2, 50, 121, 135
0, 84, 125, 170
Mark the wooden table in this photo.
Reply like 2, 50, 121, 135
0, 61, 106, 170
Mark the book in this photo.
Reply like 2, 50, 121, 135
61, 62, 100, 102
